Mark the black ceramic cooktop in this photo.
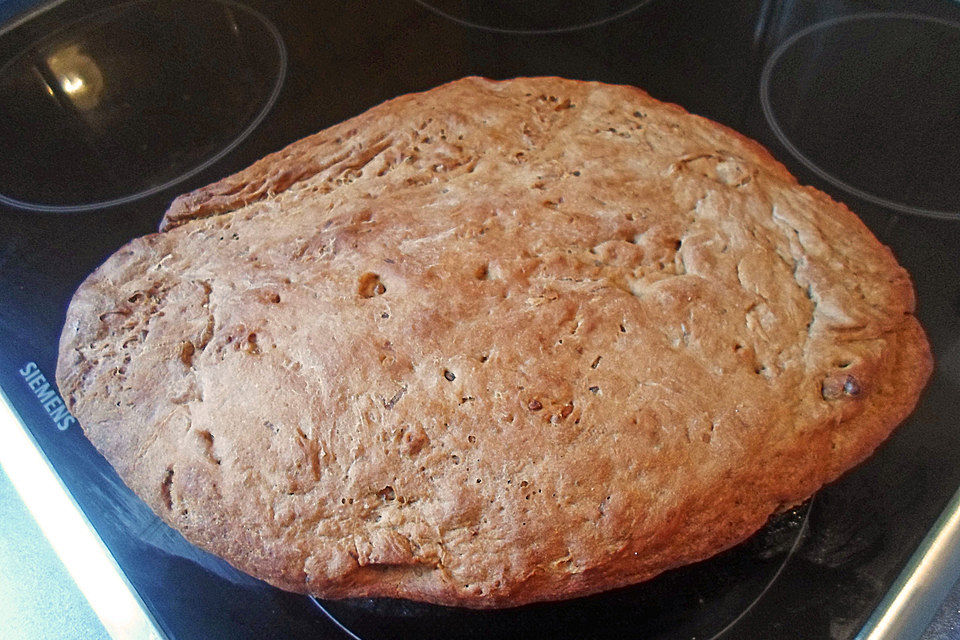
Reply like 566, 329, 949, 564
0, 1, 958, 639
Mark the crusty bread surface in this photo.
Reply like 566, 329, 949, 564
57, 77, 932, 608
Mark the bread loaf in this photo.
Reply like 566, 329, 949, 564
56, 77, 932, 608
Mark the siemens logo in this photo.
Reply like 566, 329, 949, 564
19, 361, 75, 431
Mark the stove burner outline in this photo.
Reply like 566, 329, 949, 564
707, 501, 810, 639
309, 501, 812, 640
759, 12, 960, 221
0, 0, 287, 214
315, 603, 364, 640
412, 0, 655, 35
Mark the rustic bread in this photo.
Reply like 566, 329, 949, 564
56, 77, 932, 608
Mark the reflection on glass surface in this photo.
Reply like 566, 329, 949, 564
0, 0, 286, 212
0, 393, 162, 639
46, 43, 104, 110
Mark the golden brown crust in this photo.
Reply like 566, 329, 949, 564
57, 77, 932, 608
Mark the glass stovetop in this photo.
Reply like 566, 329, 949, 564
0, 1, 958, 639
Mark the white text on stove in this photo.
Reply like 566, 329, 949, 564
19, 361, 75, 431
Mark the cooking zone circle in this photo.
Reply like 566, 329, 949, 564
0, 0, 286, 213
760, 13, 960, 220
412, 0, 654, 35
312, 503, 811, 640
